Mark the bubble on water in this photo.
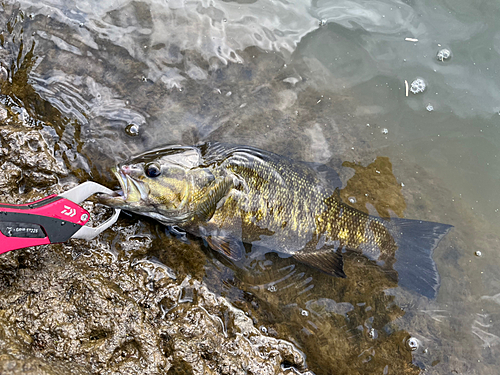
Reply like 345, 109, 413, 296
301, 309, 309, 316
348, 197, 357, 204
475, 250, 482, 257
410, 78, 426, 94
381, 128, 389, 135
125, 124, 140, 136
283, 77, 300, 86
426, 104, 434, 112
406, 337, 420, 351
437, 48, 451, 61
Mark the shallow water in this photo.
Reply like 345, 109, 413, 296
0, 0, 499, 373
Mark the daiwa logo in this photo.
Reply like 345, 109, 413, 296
61, 205, 77, 217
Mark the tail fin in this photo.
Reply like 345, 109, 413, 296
389, 219, 452, 299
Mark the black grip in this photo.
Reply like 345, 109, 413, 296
0, 221, 47, 238
0, 211, 82, 243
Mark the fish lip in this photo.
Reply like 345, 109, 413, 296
96, 168, 126, 205
99, 166, 151, 210
113, 168, 128, 199
113, 167, 149, 203
99, 167, 147, 206
126, 174, 149, 201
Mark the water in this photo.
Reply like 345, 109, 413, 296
1, 0, 499, 373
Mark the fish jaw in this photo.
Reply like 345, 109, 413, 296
98, 167, 149, 210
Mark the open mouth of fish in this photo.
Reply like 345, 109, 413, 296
98, 168, 148, 206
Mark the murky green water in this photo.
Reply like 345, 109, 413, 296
0, 0, 499, 373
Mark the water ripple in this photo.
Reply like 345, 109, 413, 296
313, 0, 418, 35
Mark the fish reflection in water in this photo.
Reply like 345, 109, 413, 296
99, 142, 452, 298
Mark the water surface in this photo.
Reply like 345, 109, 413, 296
1, 0, 499, 373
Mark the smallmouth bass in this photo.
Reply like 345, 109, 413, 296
99, 142, 452, 298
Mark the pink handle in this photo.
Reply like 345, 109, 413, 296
0, 195, 89, 224
0, 236, 51, 254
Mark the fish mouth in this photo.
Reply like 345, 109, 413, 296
98, 168, 148, 208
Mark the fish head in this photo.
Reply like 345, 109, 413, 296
99, 146, 215, 224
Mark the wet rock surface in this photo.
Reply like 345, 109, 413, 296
0, 125, 69, 199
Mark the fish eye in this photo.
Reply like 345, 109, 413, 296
145, 163, 161, 178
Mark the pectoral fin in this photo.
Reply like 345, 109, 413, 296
293, 246, 346, 278
205, 235, 245, 261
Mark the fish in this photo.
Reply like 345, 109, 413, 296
98, 142, 452, 298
